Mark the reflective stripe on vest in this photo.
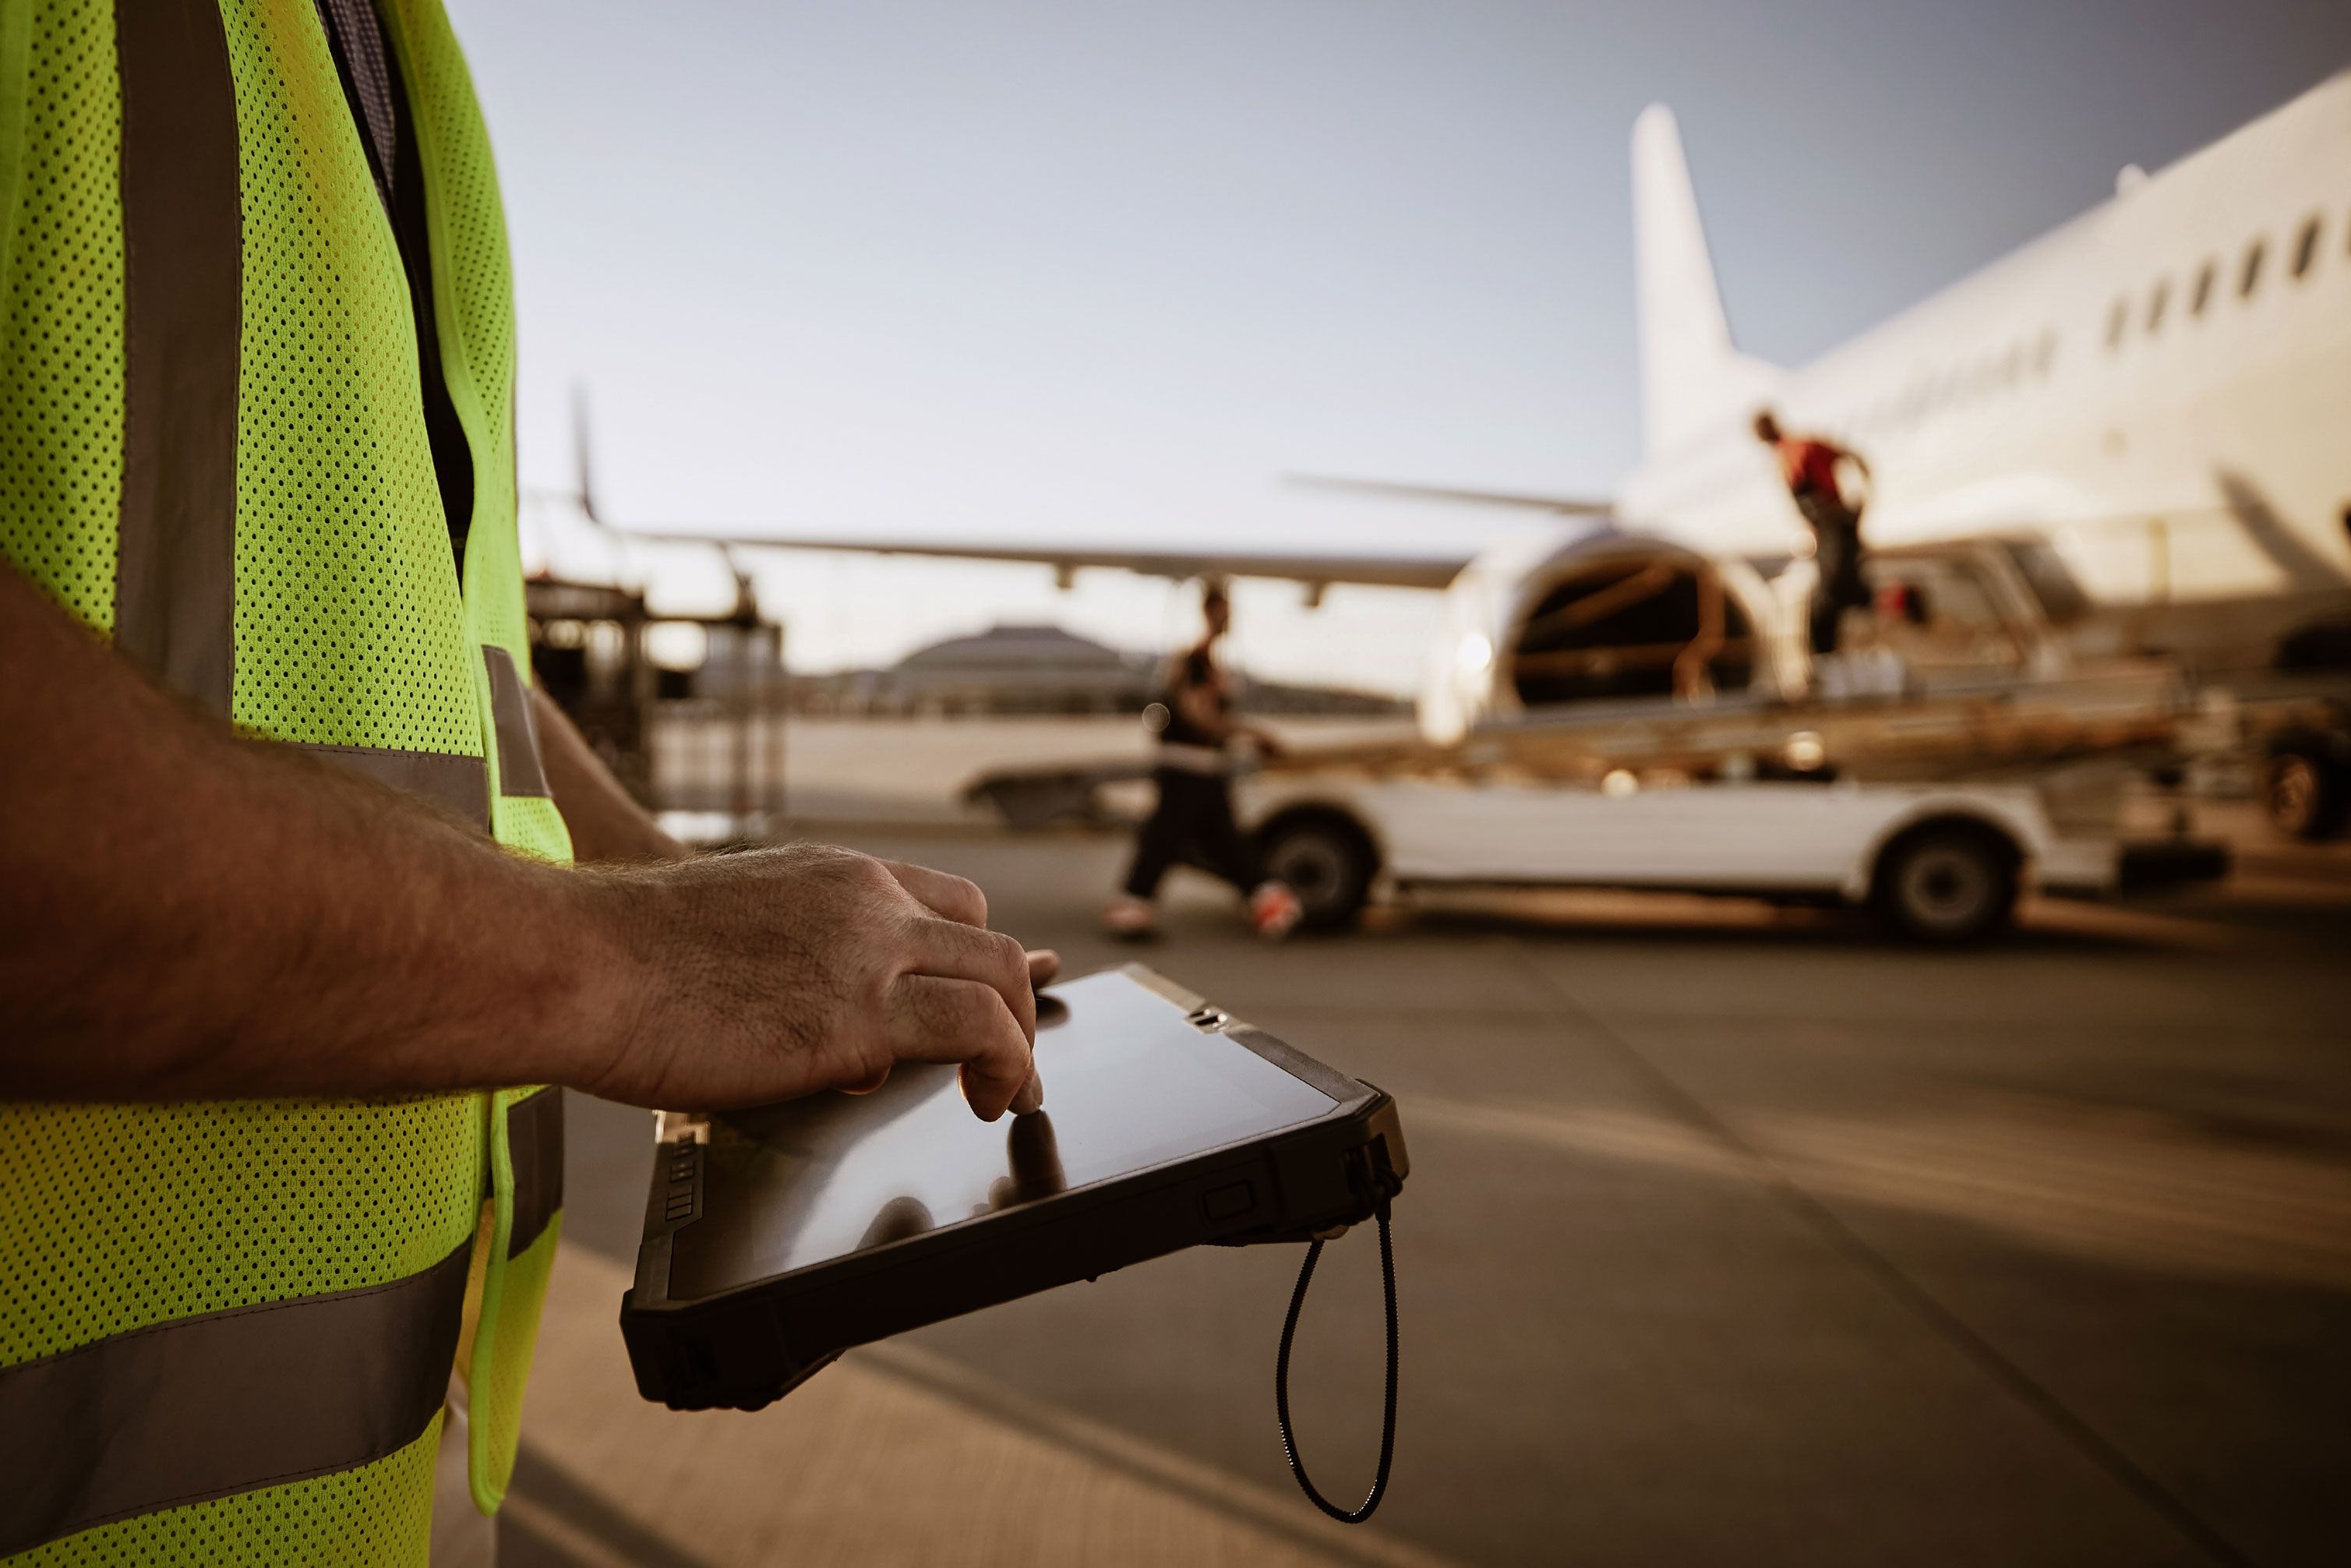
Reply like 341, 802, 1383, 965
482, 645, 552, 800
0, 1242, 471, 1559
104, 0, 507, 836
504, 1086, 564, 1259
111, 0, 238, 715
291, 741, 493, 834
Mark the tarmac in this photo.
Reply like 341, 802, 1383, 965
502, 761, 2351, 1566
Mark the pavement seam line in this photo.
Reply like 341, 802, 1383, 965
503, 1446, 722, 1568
500, 1488, 665, 1568
1501, 937, 2264, 1568
852, 1340, 1460, 1568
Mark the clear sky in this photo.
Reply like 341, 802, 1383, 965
460, 0, 2351, 694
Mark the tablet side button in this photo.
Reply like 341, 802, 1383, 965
657, 1139, 702, 1231
1202, 1181, 1255, 1222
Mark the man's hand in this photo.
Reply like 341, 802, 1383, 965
531, 685, 1061, 1118
575, 845, 1046, 1120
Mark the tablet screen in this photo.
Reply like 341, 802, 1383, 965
666, 969, 1337, 1300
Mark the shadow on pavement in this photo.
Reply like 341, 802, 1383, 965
499, 1446, 716, 1568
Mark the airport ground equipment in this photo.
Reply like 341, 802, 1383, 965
1245, 771, 2221, 943
527, 575, 789, 840
621, 966, 1409, 1518
962, 664, 2341, 939
965, 757, 1155, 830
2257, 724, 2351, 842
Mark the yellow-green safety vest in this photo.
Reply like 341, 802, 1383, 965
0, 0, 571, 1559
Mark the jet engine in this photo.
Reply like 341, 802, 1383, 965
1417, 533, 1793, 743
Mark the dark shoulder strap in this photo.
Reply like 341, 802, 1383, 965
309, 0, 475, 567
312, 0, 397, 218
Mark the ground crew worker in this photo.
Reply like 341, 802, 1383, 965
1753, 408, 1873, 656
0, 4, 1047, 1562
1103, 581, 1301, 941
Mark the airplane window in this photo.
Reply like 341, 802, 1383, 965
2144, 279, 2169, 332
2105, 298, 2128, 348
2240, 238, 2267, 297
2190, 260, 2215, 315
2291, 214, 2321, 278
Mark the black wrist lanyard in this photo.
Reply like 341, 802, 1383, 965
1273, 1195, 1399, 1524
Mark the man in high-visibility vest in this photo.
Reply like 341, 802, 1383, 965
0, 3, 1047, 1562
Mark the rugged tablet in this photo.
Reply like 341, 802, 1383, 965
621, 963, 1408, 1413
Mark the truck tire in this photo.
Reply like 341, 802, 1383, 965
1871, 824, 2019, 944
2265, 746, 2349, 842
1257, 813, 1375, 931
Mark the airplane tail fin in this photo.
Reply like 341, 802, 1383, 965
1632, 104, 1781, 458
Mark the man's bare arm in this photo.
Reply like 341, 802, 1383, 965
1173, 680, 1234, 743
1173, 678, 1283, 758
529, 683, 689, 864
0, 564, 1041, 1117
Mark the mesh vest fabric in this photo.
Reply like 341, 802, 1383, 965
0, 0, 567, 1557
12, 1416, 445, 1568
0, 0, 121, 627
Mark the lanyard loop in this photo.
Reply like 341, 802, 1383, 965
1273, 1196, 1398, 1524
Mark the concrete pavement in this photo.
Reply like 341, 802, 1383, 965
509, 820, 2351, 1566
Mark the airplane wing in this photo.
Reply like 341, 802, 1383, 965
595, 528, 1476, 591
1286, 475, 1615, 515
533, 392, 1488, 594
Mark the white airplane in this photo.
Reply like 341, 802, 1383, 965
542, 69, 2351, 751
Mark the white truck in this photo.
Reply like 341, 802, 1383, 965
1237, 768, 2224, 943
964, 670, 2238, 943
960, 537, 2264, 941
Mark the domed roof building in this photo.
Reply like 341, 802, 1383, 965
840, 623, 1160, 715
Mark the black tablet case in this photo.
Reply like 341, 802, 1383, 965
620, 964, 1408, 1411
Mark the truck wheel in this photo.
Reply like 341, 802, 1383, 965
1258, 814, 1375, 931
2265, 747, 2349, 841
1871, 825, 2018, 944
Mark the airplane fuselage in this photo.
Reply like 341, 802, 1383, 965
1619, 70, 2351, 669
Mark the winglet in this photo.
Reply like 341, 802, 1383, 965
1632, 105, 1781, 457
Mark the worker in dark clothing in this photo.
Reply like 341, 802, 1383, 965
1105, 581, 1303, 941
1755, 409, 1873, 656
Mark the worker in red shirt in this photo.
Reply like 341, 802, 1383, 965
1755, 409, 1873, 656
